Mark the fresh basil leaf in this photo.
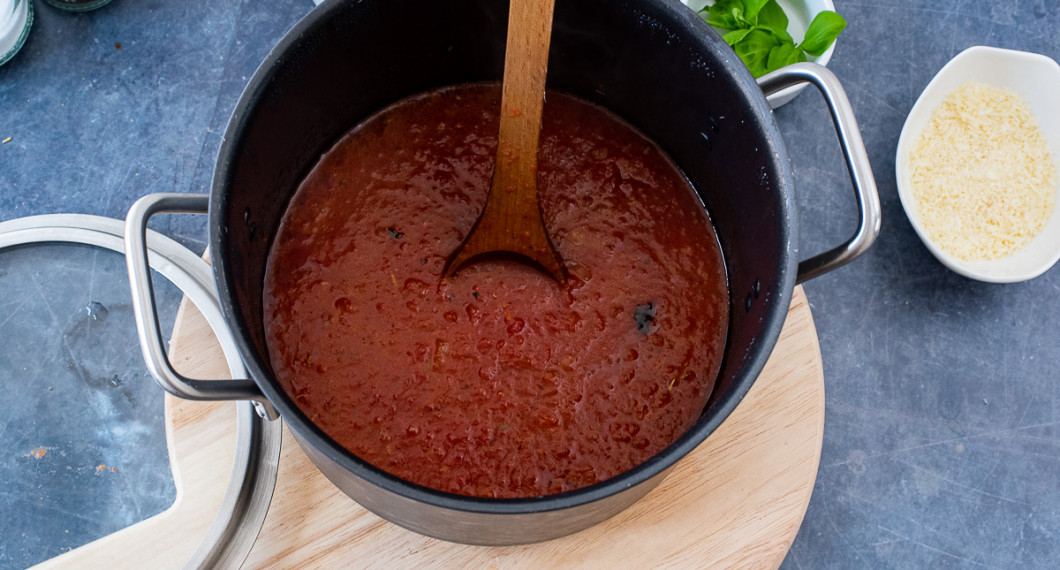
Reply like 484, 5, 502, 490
799, 11, 846, 57
701, 8, 726, 29
723, 28, 753, 46
730, 5, 749, 28
703, 13, 731, 30
705, 0, 746, 30
733, 29, 779, 78
742, 0, 770, 23
766, 42, 797, 72
756, 0, 791, 43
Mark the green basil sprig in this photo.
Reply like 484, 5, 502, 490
699, 0, 847, 78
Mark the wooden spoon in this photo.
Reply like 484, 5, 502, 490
444, 0, 566, 283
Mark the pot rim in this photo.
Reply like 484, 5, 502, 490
210, 0, 796, 515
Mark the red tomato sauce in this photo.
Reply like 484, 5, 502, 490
263, 84, 729, 498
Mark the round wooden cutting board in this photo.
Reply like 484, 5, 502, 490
40, 286, 824, 569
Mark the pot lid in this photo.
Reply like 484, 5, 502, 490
0, 214, 281, 570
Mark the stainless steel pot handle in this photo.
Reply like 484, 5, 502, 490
757, 62, 882, 283
125, 192, 278, 420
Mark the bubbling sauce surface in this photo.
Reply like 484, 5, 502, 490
264, 84, 729, 498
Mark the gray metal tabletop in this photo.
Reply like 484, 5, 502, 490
1, 1, 1058, 568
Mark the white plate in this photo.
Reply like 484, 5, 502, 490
895, 46, 1060, 283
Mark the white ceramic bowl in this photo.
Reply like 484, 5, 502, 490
0, 0, 32, 67
683, 0, 837, 108
895, 46, 1060, 283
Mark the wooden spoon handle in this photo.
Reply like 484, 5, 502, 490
496, 0, 555, 184
445, 0, 566, 282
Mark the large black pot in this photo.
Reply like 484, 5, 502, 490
126, 0, 879, 546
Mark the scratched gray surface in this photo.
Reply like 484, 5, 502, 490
0, 0, 1057, 568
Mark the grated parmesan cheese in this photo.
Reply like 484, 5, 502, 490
909, 82, 1058, 261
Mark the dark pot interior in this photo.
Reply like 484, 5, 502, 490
211, 0, 796, 544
